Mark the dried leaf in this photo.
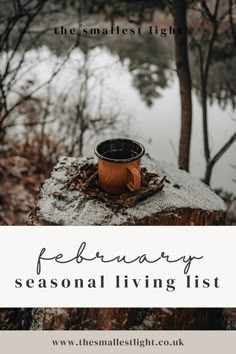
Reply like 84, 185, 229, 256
63, 162, 166, 211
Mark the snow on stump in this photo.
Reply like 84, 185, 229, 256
35, 156, 226, 226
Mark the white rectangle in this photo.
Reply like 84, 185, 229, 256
0, 226, 235, 307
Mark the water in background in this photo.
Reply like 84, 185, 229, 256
5, 40, 236, 194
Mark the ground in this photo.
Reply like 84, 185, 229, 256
0, 138, 58, 225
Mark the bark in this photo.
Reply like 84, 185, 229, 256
199, 0, 223, 183
200, 0, 220, 164
173, 0, 192, 171
198, 46, 210, 162
229, 0, 236, 45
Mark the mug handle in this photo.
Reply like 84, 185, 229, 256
127, 166, 141, 192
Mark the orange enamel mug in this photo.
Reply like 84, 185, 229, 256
95, 138, 145, 195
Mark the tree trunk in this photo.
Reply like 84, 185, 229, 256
173, 0, 192, 172
204, 161, 213, 185
201, 82, 210, 163
198, 35, 210, 164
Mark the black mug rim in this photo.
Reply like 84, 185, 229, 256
95, 138, 145, 163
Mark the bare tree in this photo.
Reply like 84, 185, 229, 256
229, 0, 236, 44
0, 0, 49, 141
0, 0, 78, 144
54, 50, 120, 157
193, 0, 236, 184
172, 0, 192, 172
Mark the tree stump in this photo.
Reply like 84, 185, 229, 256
24, 155, 226, 331
34, 156, 226, 226
227, 200, 236, 225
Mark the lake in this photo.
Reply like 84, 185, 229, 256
5, 38, 236, 194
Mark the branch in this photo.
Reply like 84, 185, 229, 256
5, 118, 56, 129
229, 0, 236, 45
6, 26, 53, 91
202, 0, 220, 81
0, 42, 78, 125
201, 0, 215, 22
211, 132, 236, 166
3, 0, 48, 79
204, 131, 236, 184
